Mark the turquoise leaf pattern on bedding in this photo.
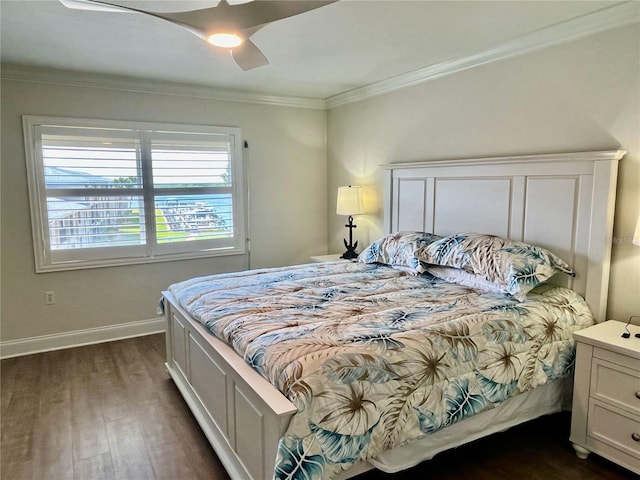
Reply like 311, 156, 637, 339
443, 377, 488, 425
275, 436, 325, 479
169, 261, 593, 480
309, 420, 378, 464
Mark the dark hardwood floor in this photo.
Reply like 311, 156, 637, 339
1, 334, 637, 480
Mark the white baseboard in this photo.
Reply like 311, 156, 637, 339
0, 317, 165, 359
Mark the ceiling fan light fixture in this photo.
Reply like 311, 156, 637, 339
208, 33, 243, 48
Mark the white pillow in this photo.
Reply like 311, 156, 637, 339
426, 265, 506, 296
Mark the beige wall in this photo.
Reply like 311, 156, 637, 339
327, 25, 640, 324
1, 76, 327, 341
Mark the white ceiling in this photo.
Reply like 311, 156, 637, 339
1, 0, 637, 103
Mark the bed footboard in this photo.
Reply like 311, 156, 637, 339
163, 292, 297, 480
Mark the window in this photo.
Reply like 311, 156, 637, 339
23, 116, 246, 272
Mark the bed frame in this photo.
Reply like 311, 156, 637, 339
163, 150, 624, 480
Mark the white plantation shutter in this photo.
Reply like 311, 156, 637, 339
40, 127, 146, 260
24, 117, 246, 272
149, 132, 237, 253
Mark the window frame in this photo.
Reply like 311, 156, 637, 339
23, 115, 247, 273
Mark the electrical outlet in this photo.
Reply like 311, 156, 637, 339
44, 291, 55, 305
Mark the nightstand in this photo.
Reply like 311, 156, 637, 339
310, 254, 351, 263
569, 320, 640, 475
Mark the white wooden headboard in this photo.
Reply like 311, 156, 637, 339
383, 150, 625, 322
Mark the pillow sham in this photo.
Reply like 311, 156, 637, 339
416, 233, 574, 301
358, 231, 441, 274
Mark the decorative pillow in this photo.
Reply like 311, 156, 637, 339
416, 233, 574, 301
358, 231, 441, 274
426, 265, 506, 296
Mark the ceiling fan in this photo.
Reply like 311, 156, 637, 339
58, 0, 336, 71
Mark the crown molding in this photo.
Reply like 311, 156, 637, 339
0, 64, 327, 110
326, 1, 639, 109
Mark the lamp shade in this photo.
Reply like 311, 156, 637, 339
336, 185, 365, 216
633, 214, 640, 246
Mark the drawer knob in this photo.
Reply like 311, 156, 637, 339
633, 433, 640, 442
636, 391, 640, 400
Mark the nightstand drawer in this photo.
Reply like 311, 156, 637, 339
591, 357, 640, 416
593, 346, 640, 372
587, 401, 640, 461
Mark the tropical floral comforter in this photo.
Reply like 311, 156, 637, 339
169, 261, 594, 480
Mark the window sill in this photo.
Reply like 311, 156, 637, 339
35, 246, 246, 273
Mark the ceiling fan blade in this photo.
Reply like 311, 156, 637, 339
156, 1, 337, 32
231, 38, 269, 71
58, 0, 132, 13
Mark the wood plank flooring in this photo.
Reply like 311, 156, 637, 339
1, 334, 637, 480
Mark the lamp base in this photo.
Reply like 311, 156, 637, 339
340, 238, 359, 259
340, 215, 360, 259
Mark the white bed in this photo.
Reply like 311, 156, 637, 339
163, 149, 624, 480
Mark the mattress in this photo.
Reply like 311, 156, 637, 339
169, 260, 594, 480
